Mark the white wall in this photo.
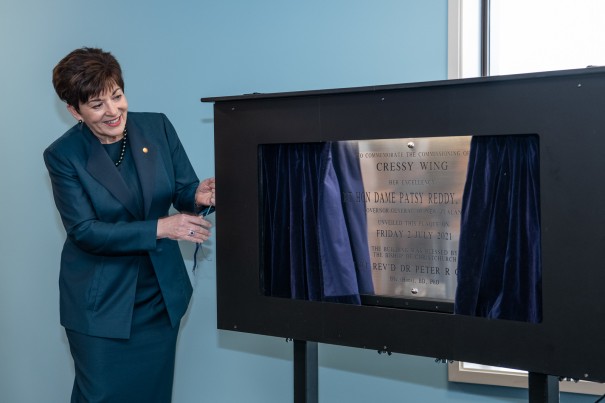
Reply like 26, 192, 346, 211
0, 0, 593, 402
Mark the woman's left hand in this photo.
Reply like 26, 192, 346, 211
195, 177, 215, 207
157, 213, 212, 243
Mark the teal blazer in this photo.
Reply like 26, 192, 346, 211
44, 112, 197, 339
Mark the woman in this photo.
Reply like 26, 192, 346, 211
44, 47, 215, 402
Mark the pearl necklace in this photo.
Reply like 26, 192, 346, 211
115, 129, 128, 167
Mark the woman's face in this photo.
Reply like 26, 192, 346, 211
68, 85, 128, 144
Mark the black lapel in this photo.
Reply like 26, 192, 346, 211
84, 127, 141, 219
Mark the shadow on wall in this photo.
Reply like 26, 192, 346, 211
218, 330, 292, 362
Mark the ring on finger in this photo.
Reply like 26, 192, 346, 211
188, 229, 195, 236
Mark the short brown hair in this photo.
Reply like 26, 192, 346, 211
52, 47, 124, 111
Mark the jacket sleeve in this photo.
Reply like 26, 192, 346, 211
160, 113, 200, 213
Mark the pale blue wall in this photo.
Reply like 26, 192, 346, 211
0, 0, 593, 402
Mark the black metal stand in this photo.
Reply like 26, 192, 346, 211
528, 372, 559, 403
292, 343, 560, 403
293, 340, 318, 403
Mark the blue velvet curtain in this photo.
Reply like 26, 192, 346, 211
260, 142, 374, 303
454, 135, 542, 323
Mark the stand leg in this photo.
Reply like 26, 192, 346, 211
293, 340, 318, 403
528, 372, 559, 403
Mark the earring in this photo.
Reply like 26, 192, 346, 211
78, 119, 83, 129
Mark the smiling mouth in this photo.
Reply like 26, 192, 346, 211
104, 115, 122, 127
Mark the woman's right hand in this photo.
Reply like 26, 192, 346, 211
157, 213, 212, 243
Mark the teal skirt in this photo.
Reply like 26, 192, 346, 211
66, 259, 179, 403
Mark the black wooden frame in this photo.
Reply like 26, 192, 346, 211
203, 67, 605, 382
